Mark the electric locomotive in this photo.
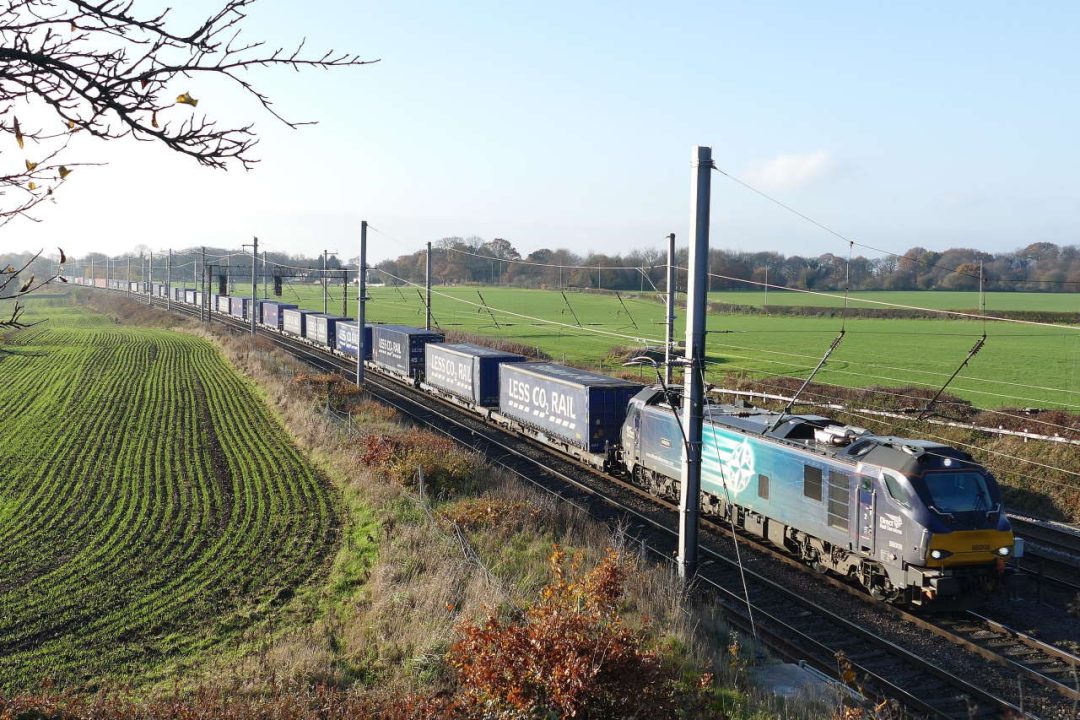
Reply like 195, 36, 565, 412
620, 386, 1015, 605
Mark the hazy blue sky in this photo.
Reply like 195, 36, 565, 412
11, 1, 1080, 263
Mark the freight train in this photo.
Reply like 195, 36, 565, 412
80, 280, 1017, 606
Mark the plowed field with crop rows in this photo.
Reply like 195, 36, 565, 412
0, 305, 338, 691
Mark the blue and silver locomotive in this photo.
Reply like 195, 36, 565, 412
620, 387, 1015, 605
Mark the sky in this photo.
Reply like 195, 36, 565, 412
7, 1, 1080, 264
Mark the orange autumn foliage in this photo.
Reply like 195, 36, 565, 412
450, 546, 682, 718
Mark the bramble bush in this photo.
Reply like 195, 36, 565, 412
361, 429, 480, 498
448, 546, 702, 719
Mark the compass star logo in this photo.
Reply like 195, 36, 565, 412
722, 439, 756, 495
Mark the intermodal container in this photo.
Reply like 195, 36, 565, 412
306, 314, 350, 348
229, 296, 248, 319
260, 301, 297, 330
94, 278, 108, 289
184, 289, 196, 304
498, 363, 643, 453
282, 308, 315, 337
129, 281, 141, 293
335, 322, 372, 360
172, 287, 185, 302
215, 294, 231, 313
371, 324, 444, 378
425, 343, 525, 406
155, 283, 167, 297
194, 291, 203, 308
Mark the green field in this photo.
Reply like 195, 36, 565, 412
0, 301, 338, 691
708, 289, 1080, 313
185, 281, 1080, 410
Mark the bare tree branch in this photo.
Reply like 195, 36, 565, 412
0, 0, 376, 328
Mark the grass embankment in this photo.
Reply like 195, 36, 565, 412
0, 300, 339, 692
1, 290, 840, 719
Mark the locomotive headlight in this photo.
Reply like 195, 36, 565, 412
930, 549, 952, 560
997, 546, 1011, 557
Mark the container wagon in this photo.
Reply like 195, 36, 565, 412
261, 302, 297, 331
334, 322, 372, 360
229, 296, 248, 319
496, 362, 643, 469
282, 308, 316, 337
371, 325, 444, 380
305, 314, 350, 348
424, 343, 526, 407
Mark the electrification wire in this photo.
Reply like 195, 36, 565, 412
392, 240, 1080, 419
713, 334, 1080, 397
700, 269, 1080, 332
440, 243, 671, 273
834, 409, 1080, 488
372, 267, 667, 346
704, 348, 1080, 411
712, 166, 1080, 287
701, 356, 1080, 442
709, 361, 1080, 440
710, 372, 1080, 485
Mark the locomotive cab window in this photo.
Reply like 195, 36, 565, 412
883, 472, 911, 508
803, 466, 823, 501
758, 474, 769, 500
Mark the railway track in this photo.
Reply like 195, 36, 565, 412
1007, 515, 1080, 595
114, 291, 1079, 717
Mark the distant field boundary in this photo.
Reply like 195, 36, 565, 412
705, 302, 1079, 324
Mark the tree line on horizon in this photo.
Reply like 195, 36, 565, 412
4, 238, 1079, 294
376, 237, 1080, 293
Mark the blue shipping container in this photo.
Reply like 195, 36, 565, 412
498, 363, 643, 454
261, 302, 297, 330
306, 314, 350, 347
372, 325, 444, 378
230, 296, 248, 319
425, 343, 525, 406
282, 308, 315, 337
335, 322, 373, 360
